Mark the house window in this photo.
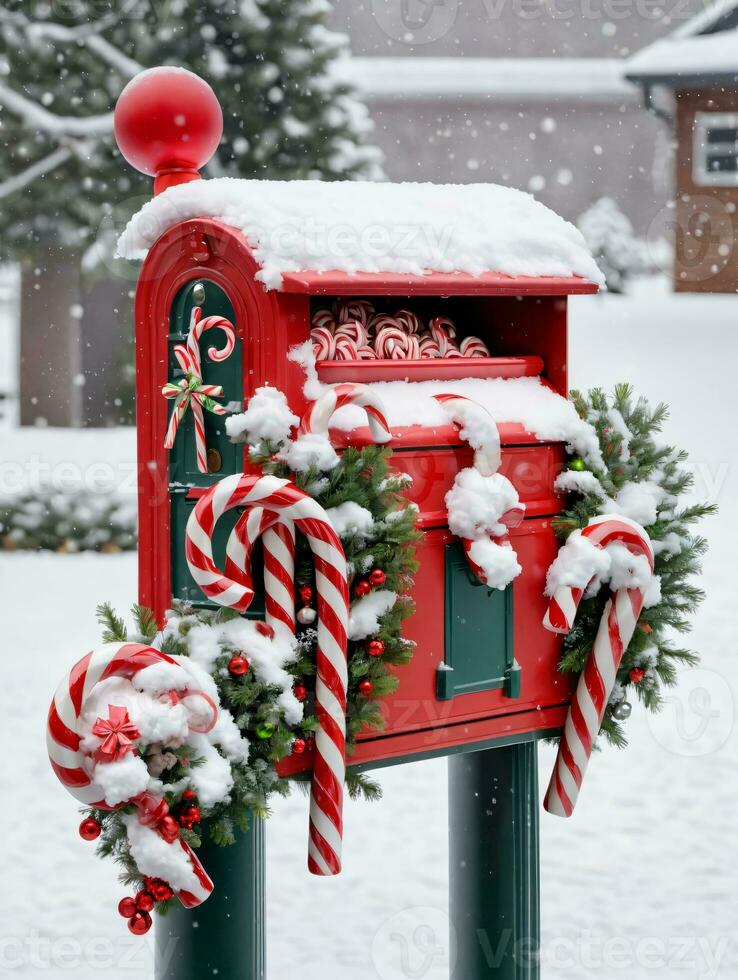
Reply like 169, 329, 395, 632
694, 113, 738, 187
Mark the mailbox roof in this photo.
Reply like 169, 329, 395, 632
117, 177, 602, 294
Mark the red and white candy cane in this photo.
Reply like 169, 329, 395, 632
334, 336, 359, 361
335, 298, 374, 328
311, 326, 336, 361
429, 316, 458, 356
434, 393, 502, 475
163, 306, 236, 473
460, 335, 491, 358
299, 382, 392, 446
185, 474, 349, 876
225, 507, 296, 640
543, 515, 654, 817
434, 393, 524, 584
47, 642, 215, 907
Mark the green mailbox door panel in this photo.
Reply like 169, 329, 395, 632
168, 281, 243, 485
437, 542, 519, 700
168, 280, 250, 611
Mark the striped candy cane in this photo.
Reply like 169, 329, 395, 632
434, 393, 524, 586
543, 515, 654, 817
434, 393, 503, 476
47, 642, 215, 907
185, 474, 349, 876
299, 383, 392, 445
163, 306, 236, 473
225, 507, 296, 640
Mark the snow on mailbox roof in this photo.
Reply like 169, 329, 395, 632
116, 178, 604, 290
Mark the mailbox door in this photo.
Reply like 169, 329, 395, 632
437, 542, 517, 700
167, 280, 244, 608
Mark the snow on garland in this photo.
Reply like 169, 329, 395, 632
550, 384, 714, 745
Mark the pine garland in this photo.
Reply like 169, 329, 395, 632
554, 384, 715, 747
79, 442, 418, 910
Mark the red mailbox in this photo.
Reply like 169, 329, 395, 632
117, 67, 602, 784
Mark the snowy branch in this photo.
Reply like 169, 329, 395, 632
0, 4, 143, 78
0, 81, 113, 137
0, 145, 73, 200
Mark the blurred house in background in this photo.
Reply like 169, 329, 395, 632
627, 0, 738, 290
327, 0, 710, 231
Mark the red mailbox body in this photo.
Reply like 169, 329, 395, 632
134, 216, 598, 772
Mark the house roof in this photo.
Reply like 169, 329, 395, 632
117, 177, 603, 292
626, 1, 738, 88
625, 30, 738, 87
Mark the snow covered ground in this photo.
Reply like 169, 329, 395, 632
2, 277, 737, 979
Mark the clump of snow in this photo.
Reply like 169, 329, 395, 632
226, 386, 298, 448
467, 538, 522, 591
348, 590, 397, 641
612, 480, 666, 527
278, 433, 339, 473
446, 468, 521, 540
163, 614, 302, 727
546, 525, 655, 600
123, 815, 203, 894
326, 501, 375, 539
555, 470, 606, 498
117, 177, 604, 289
545, 531, 613, 598
294, 355, 605, 470
93, 753, 151, 808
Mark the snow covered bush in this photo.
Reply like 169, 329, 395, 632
0, 489, 136, 552
578, 198, 664, 293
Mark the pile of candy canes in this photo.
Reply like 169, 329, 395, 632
310, 300, 491, 361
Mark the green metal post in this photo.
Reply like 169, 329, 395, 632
156, 821, 266, 980
448, 742, 540, 979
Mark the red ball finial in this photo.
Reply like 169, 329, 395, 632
114, 67, 223, 195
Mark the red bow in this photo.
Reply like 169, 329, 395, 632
133, 792, 180, 843
92, 705, 141, 762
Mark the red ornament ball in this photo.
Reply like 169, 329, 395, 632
369, 568, 387, 586
629, 667, 645, 684
292, 738, 307, 755
367, 639, 385, 658
114, 67, 223, 180
159, 815, 180, 842
135, 891, 155, 913
179, 805, 202, 828
182, 789, 197, 802
228, 654, 249, 677
354, 579, 371, 598
299, 584, 314, 604
128, 911, 153, 936
293, 683, 307, 702
79, 817, 101, 841
118, 897, 137, 919
358, 679, 374, 696
256, 621, 275, 640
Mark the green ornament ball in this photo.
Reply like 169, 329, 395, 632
255, 722, 274, 740
569, 457, 586, 472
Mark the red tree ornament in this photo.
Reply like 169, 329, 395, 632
629, 667, 645, 684
367, 639, 385, 658
118, 897, 137, 919
293, 683, 307, 702
114, 67, 223, 194
128, 911, 153, 936
354, 579, 371, 598
228, 654, 249, 677
359, 679, 374, 695
369, 568, 387, 586
79, 817, 101, 841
